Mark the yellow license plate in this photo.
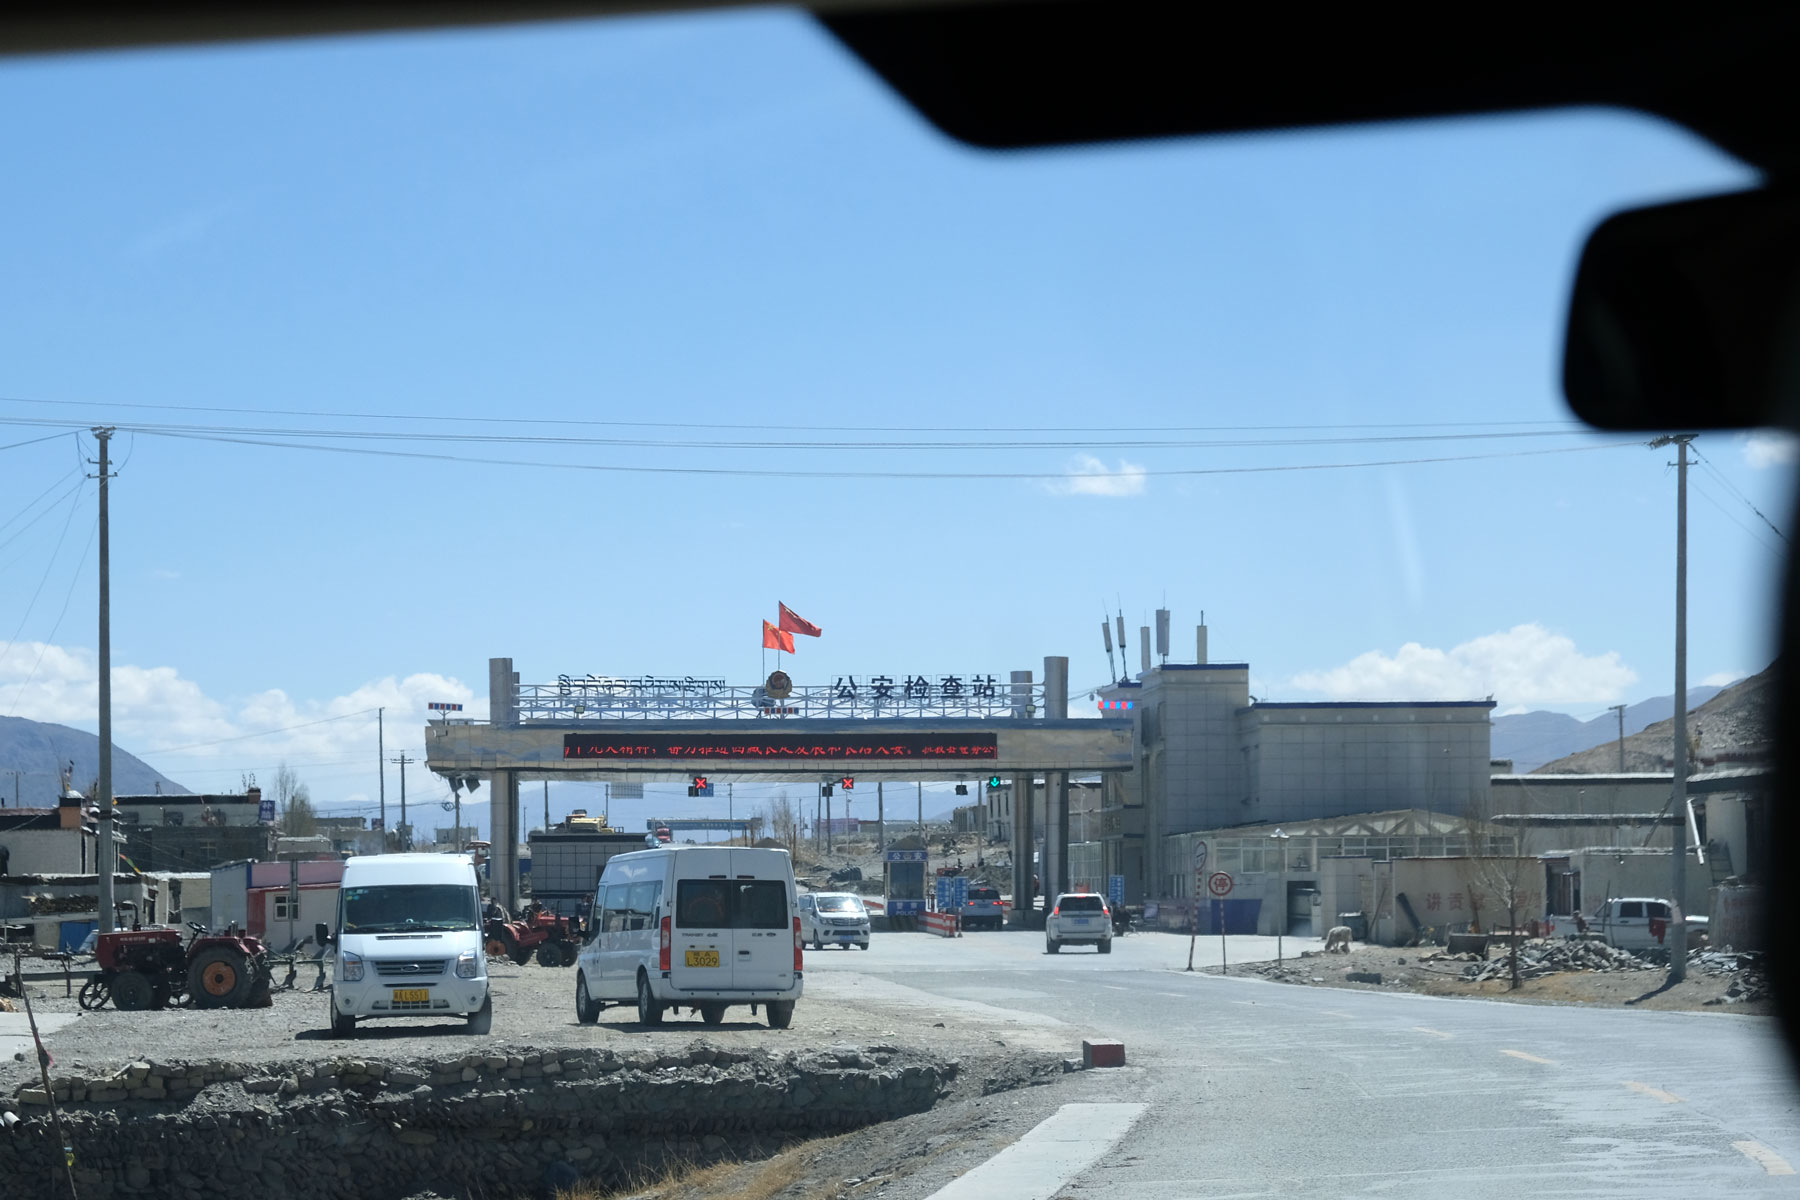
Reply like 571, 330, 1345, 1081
684, 950, 720, 968
392, 988, 430, 1003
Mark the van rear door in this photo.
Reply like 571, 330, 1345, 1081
670, 849, 734, 991
729, 849, 794, 992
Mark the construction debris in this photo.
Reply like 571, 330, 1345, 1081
1460, 939, 1655, 983
1695, 951, 1769, 1005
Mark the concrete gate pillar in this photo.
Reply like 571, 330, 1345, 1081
487, 657, 522, 911
1043, 656, 1070, 900
1009, 669, 1035, 926
490, 769, 519, 910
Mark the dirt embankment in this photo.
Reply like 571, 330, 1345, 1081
1207, 940, 1772, 1014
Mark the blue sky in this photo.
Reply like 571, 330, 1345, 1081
0, 8, 1788, 833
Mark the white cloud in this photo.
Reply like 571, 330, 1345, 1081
0, 639, 482, 801
1742, 433, 1799, 469
1291, 624, 1638, 707
1701, 670, 1746, 687
1048, 455, 1147, 498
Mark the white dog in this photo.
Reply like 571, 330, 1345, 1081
1324, 925, 1354, 954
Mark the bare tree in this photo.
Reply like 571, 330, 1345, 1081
761, 791, 800, 853
272, 762, 317, 837
1462, 794, 1535, 990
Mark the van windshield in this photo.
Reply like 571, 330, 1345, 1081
815, 895, 864, 913
677, 880, 789, 930
342, 885, 480, 933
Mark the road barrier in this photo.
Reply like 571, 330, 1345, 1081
922, 910, 961, 938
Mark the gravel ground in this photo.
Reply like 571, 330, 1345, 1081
1205, 941, 1775, 1013
3, 954, 1049, 1095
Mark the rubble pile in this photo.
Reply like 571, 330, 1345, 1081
1694, 950, 1769, 1004
1461, 939, 1656, 983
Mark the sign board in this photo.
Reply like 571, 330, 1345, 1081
1107, 875, 1125, 906
427, 702, 463, 712
935, 876, 970, 911
258, 798, 276, 825
887, 899, 927, 916
1207, 871, 1234, 898
609, 782, 644, 800
1192, 841, 1208, 871
565, 732, 998, 762
884, 849, 929, 863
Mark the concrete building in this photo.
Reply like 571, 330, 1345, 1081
209, 858, 344, 950
1092, 636, 1496, 904
113, 788, 265, 829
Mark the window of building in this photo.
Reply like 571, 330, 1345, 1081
273, 892, 294, 920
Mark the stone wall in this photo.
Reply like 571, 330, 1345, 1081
0, 1043, 958, 1199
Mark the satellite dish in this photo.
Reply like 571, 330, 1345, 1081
441, 800, 454, 811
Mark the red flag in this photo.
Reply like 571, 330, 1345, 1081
779, 603, 822, 638
762, 620, 795, 653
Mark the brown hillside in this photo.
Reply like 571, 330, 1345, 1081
1533, 663, 1776, 774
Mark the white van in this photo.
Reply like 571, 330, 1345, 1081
318, 853, 490, 1038
573, 846, 802, 1029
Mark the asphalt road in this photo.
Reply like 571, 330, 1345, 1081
804, 928, 1800, 1199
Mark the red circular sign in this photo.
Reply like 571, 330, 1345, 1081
1207, 871, 1234, 897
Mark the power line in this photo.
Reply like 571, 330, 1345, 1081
0, 478, 86, 683
0, 430, 72, 453
0, 393, 1588, 436
143, 707, 380, 754
4, 511, 99, 717
1691, 446, 1788, 544
122, 426, 1642, 482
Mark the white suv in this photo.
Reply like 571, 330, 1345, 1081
1046, 892, 1112, 954
798, 891, 871, 950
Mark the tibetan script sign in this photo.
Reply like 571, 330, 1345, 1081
564, 732, 999, 762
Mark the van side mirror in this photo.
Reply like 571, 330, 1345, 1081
315, 922, 332, 948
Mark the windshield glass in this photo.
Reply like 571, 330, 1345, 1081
0, 10, 1783, 1195
341, 885, 479, 933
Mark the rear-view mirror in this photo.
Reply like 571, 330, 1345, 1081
1563, 187, 1800, 430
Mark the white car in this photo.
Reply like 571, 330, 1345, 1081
573, 845, 802, 1029
1589, 897, 1684, 951
1046, 892, 1112, 954
798, 891, 871, 950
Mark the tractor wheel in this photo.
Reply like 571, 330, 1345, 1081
536, 943, 564, 968
110, 971, 155, 1012
484, 933, 510, 959
188, 947, 253, 1008
509, 941, 534, 966
78, 976, 112, 1011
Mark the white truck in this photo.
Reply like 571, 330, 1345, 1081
1586, 897, 1705, 951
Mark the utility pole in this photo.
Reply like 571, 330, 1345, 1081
727, 783, 734, 845
377, 708, 386, 851
826, 787, 834, 854
543, 779, 550, 833
391, 753, 414, 851
917, 780, 923, 836
1650, 434, 1694, 983
1609, 704, 1627, 772
876, 780, 885, 854
93, 427, 117, 932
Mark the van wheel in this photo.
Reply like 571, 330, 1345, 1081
700, 1003, 726, 1026
330, 1009, 357, 1038
466, 996, 493, 1035
636, 973, 664, 1026
575, 972, 600, 1025
766, 1001, 794, 1030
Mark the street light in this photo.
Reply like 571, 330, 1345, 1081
1270, 828, 1291, 964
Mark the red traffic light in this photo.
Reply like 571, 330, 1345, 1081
840, 776, 854, 790
692, 776, 709, 790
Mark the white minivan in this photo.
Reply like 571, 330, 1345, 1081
318, 853, 491, 1038
573, 846, 802, 1029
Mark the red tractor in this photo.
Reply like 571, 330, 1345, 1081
483, 901, 581, 968
81, 920, 274, 1012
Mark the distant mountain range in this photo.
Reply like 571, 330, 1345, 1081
1491, 686, 1725, 773
0, 716, 190, 804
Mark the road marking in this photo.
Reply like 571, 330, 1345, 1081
1100, 984, 1130, 991
1623, 1081, 1684, 1104
1500, 1050, 1555, 1065
1324, 1010, 1353, 1018
923, 1102, 1148, 1200
1412, 1026, 1452, 1039
1733, 1140, 1797, 1175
